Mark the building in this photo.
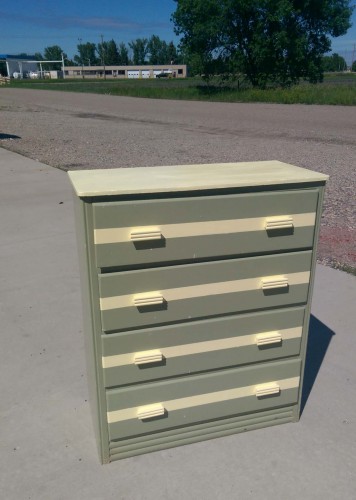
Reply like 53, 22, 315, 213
0, 54, 65, 78
0, 56, 187, 80
0, 54, 38, 78
64, 64, 187, 79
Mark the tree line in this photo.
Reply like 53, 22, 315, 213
1, 0, 354, 85
7, 44, 352, 77
31, 36, 182, 71
172, 0, 354, 87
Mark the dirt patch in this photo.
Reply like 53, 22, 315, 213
318, 226, 356, 270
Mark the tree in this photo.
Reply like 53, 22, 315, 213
352, 60, 356, 72
74, 42, 99, 67
167, 41, 179, 64
97, 39, 119, 65
322, 53, 347, 71
34, 46, 66, 71
146, 36, 180, 64
118, 42, 130, 65
147, 35, 168, 64
15, 53, 34, 59
172, 0, 353, 87
43, 46, 65, 70
129, 38, 148, 65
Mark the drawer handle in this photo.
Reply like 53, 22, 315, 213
265, 216, 293, 230
134, 349, 163, 365
130, 228, 162, 241
134, 293, 164, 307
255, 383, 281, 398
256, 331, 282, 347
261, 277, 289, 290
137, 403, 165, 420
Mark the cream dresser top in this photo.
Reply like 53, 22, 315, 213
68, 160, 328, 197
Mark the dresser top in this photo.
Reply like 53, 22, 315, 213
68, 161, 328, 197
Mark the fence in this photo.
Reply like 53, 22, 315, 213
0, 76, 10, 85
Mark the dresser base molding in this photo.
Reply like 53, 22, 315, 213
108, 405, 296, 462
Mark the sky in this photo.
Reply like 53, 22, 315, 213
0, 0, 355, 64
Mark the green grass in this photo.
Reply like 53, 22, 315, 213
6, 73, 356, 105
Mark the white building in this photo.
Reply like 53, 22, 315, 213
64, 64, 187, 79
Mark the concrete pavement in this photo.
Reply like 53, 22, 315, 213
0, 148, 355, 500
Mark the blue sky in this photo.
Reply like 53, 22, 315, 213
0, 0, 355, 63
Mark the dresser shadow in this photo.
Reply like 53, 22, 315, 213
301, 314, 335, 414
140, 410, 169, 423
136, 301, 168, 313
266, 228, 294, 237
258, 341, 283, 351
137, 358, 167, 369
256, 392, 282, 400
262, 286, 289, 296
133, 238, 166, 250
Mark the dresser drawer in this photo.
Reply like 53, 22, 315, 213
93, 189, 318, 268
99, 251, 312, 332
102, 307, 305, 388
106, 358, 301, 440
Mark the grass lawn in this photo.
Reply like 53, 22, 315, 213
5, 73, 356, 105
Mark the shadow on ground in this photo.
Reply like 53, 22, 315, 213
0, 133, 21, 140
301, 315, 335, 414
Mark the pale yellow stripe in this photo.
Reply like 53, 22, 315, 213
107, 376, 300, 424
99, 271, 310, 311
102, 326, 302, 369
94, 212, 316, 244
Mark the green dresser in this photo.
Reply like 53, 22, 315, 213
68, 161, 328, 463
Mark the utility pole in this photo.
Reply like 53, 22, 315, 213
78, 37, 84, 79
62, 52, 66, 79
101, 34, 106, 80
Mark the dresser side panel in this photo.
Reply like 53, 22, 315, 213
73, 194, 110, 463
296, 184, 326, 418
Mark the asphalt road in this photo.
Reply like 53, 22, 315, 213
0, 88, 355, 267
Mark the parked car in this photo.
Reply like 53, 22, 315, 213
156, 71, 172, 78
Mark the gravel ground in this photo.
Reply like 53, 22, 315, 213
0, 88, 355, 270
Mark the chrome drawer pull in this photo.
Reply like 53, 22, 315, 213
134, 349, 163, 365
255, 383, 281, 398
256, 331, 282, 347
261, 277, 289, 290
265, 216, 293, 230
137, 403, 165, 420
130, 228, 162, 241
134, 293, 164, 307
